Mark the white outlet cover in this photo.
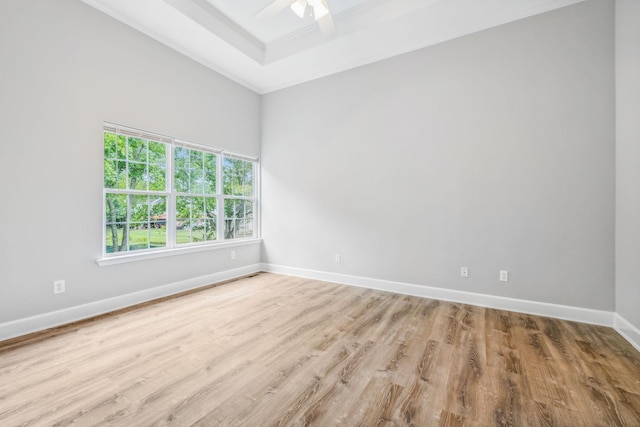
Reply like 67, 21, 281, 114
53, 280, 66, 294
461, 267, 469, 278
500, 270, 509, 281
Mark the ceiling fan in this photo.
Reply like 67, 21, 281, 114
257, 0, 336, 36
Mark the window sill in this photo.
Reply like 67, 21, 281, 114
96, 238, 262, 267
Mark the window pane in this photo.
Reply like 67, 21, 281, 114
224, 199, 254, 239
223, 157, 254, 196
191, 227, 205, 243
175, 196, 217, 244
149, 141, 166, 164
223, 158, 232, 195
190, 164, 204, 194
175, 167, 189, 193
129, 163, 147, 190
150, 197, 167, 249
204, 153, 217, 194
188, 151, 203, 194
192, 196, 205, 242
243, 162, 254, 197
176, 196, 191, 244
116, 135, 126, 159
176, 196, 198, 243
193, 196, 205, 244
130, 196, 150, 251
104, 133, 126, 160
175, 147, 188, 169
176, 196, 190, 222
150, 226, 166, 248
131, 195, 149, 223
104, 132, 117, 160
115, 161, 127, 189
205, 197, 217, 241
104, 136, 168, 194
105, 224, 125, 253
105, 193, 167, 253
127, 137, 147, 162
191, 196, 204, 218
128, 223, 148, 251
148, 164, 166, 191
150, 197, 166, 219
105, 193, 127, 224
223, 158, 233, 195
175, 148, 218, 196
104, 160, 117, 188
243, 220, 253, 238
105, 193, 127, 253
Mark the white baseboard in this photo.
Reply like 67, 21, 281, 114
614, 314, 640, 352
0, 264, 262, 342
261, 264, 615, 327
4, 263, 635, 352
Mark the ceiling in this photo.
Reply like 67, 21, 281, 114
82, 0, 585, 94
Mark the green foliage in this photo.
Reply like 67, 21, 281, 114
105, 227, 167, 253
105, 193, 168, 252
103, 132, 166, 192
174, 147, 216, 194
103, 133, 125, 188
221, 157, 254, 239
223, 158, 253, 197
104, 131, 168, 252
176, 196, 217, 243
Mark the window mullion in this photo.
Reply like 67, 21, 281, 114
217, 154, 224, 242
167, 142, 176, 249
125, 193, 131, 252
250, 161, 258, 238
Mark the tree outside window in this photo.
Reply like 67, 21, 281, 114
103, 124, 258, 256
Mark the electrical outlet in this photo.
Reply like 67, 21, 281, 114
500, 270, 509, 282
335, 254, 341, 263
461, 267, 469, 278
231, 251, 236, 260
53, 280, 65, 294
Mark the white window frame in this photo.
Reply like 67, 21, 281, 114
98, 123, 260, 266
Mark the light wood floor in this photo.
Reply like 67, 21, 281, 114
1, 273, 639, 426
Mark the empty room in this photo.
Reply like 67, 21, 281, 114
1, 0, 639, 425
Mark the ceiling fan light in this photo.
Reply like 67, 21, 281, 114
311, 3, 329, 20
290, 0, 307, 18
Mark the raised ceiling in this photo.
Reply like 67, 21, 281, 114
82, 0, 585, 94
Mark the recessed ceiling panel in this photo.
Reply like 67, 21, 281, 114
205, 0, 373, 43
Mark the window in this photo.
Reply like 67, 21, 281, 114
174, 146, 218, 244
223, 157, 255, 239
103, 123, 258, 256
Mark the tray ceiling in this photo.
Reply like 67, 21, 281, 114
82, 0, 585, 94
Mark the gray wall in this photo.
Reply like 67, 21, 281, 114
0, 0, 261, 323
0, 0, 623, 329
262, 0, 615, 310
615, 0, 640, 329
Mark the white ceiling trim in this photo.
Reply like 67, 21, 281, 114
82, 0, 587, 94
163, 0, 265, 64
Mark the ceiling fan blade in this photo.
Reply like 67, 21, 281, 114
317, 6, 336, 36
256, 0, 297, 19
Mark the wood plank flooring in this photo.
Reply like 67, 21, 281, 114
1, 273, 639, 426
